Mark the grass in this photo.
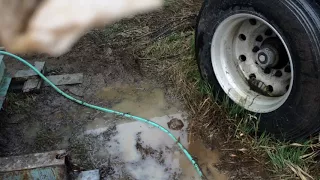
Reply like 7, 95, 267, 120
5, 93, 35, 114
266, 146, 308, 171
140, 31, 320, 179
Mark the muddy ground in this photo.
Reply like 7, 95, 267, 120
0, 0, 271, 179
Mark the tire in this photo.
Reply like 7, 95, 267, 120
195, 0, 320, 139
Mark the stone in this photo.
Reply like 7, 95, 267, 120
167, 118, 184, 130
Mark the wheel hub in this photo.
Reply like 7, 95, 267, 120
211, 13, 294, 113
256, 46, 278, 68
233, 19, 291, 97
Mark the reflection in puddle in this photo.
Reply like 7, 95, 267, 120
97, 84, 179, 119
187, 138, 228, 180
87, 85, 228, 179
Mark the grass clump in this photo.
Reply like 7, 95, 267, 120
5, 93, 35, 114
267, 146, 308, 171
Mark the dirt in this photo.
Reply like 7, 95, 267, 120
0, 0, 270, 179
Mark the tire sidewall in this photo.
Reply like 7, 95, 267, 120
196, 0, 320, 139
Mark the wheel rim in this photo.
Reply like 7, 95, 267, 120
211, 13, 293, 113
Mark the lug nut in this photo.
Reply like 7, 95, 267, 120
258, 54, 267, 63
275, 70, 282, 77
264, 68, 271, 74
285, 65, 291, 73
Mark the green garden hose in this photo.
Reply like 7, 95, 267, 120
0, 51, 204, 179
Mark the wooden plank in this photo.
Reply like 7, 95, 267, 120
14, 61, 45, 81
22, 78, 42, 93
44, 73, 83, 86
34, 61, 46, 75
0, 150, 66, 172
14, 69, 36, 79
22, 62, 46, 93
13, 61, 45, 93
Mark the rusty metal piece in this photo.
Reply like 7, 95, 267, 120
0, 150, 67, 180
0, 150, 66, 172
56, 152, 69, 160
248, 77, 269, 96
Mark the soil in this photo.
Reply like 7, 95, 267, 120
0, 0, 270, 179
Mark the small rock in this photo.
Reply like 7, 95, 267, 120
106, 48, 113, 55
167, 118, 184, 130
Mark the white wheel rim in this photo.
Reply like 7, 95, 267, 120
211, 14, 293, 113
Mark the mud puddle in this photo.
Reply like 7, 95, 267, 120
80, 84, 227, 179
97, 83, 179, 119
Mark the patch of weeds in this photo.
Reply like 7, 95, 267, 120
233, 107, 319, 178
5, 93, 35, 114
266, 145, 308, 171
263, 141, 319, 180
143, 32, 192, 60
221, 96, 247, 118
164, 0, 199, 14
197, 79, 212, 96
140, 32, 195, 85
235, 113, 320, 178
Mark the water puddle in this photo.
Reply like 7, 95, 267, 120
185, 138, 228, 180
97, 84, 179, 119
84, 85, 228, 179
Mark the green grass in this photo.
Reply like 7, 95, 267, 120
266, 146, 308, 171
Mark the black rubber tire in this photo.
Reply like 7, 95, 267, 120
195, 0, 320, 140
